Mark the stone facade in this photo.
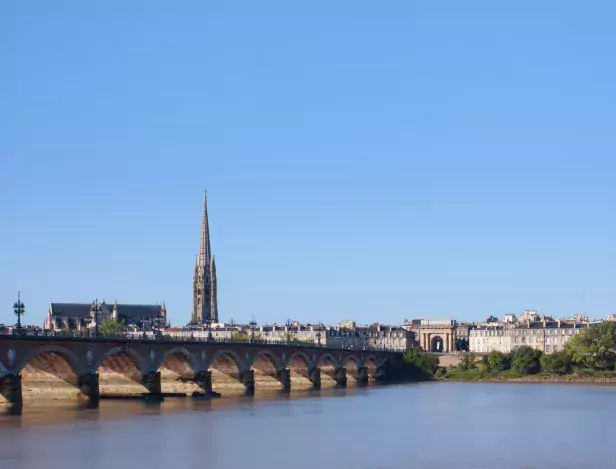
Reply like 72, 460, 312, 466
469, 321, 587, 355
417, 319, 456, 352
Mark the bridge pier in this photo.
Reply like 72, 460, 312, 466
141, 371, 164, 400
276, 369, 291, 392
357, 367, 370, 385
376, 365, 387, 382
0, 374, 22, 404
309, 367, 321, 388
334, 367, 347, 387
193, 370, 220, 397
78, 373, 100, 400
239, 370, 255, 394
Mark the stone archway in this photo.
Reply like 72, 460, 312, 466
418, 321, 456, 353
430, 335, 444, 353
14, 346, 85, 401
156, 348, 201, 395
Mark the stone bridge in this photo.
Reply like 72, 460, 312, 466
0, 336, 403, 404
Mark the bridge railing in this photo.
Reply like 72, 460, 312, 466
0, 330, 402, 353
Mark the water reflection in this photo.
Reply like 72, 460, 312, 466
1, 383, 613, 469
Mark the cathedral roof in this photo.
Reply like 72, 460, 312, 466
115, 304, 163, 318
50, 302, 163, 318
50, 303, 93, 318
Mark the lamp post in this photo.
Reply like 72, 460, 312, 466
91, 299, 102, 337
249, 314, 257, 343
13, 291, 25, 333
206, 313, 212, 342
286, 318, 292, 346
316, 321, 324, 347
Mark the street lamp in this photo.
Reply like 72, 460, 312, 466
249, 314, 257, 343
286, 318, 292, 346
316, 321, 324, 347
13, 291, 25, 333
205, 313, 212, 342
91, 299, 102, 337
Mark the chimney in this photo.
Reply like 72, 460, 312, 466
557, 319, 561, 328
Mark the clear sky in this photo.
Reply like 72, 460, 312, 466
2, 0, 615, 327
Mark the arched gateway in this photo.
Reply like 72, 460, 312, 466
418, 319, 456, 353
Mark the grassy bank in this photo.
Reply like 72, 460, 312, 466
441, 368, 616, 383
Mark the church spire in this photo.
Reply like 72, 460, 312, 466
198, 189, 212, 270
192, 189, 218, 325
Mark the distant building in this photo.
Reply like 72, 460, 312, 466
504, 313, 517, 323
605, 314, 616, 322
44, 301, 167, 332
469, 320, 587, 355
518, 310, 541, 323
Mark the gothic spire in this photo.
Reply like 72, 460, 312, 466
198, 189, 212, 269
192, 189, 219, 325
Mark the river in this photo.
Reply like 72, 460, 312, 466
0, 382, 614, 469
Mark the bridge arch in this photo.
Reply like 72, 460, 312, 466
12, 344, 85, 401
344, 355, 361, 368
14, 344, 84, 376
207, 349, 246, 373
363, 354, 380, 369
249, 350, 282, 372
93, 346, 147, 375
317, 353, 339, 368
155, 348, 200, 374
285, 351, 314, 370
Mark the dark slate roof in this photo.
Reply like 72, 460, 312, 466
50, 303, 93, 318
51, 302, 162, 319
115, 304, 163, 319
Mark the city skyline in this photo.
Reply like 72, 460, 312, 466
3, 1, 615, 326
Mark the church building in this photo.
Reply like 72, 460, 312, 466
190, 190, 219, 325
44, 301, 167, 331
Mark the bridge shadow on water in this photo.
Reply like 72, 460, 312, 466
0, 382, 377, 429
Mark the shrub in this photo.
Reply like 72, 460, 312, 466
403, 347, 440, 376
540, 351, 572, 375
459, 352, 477, 371
510, 346, 542, 375
487, 350, 508, 373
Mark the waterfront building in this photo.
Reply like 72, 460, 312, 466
469, 320, 586, 355
161, 321, 412, 351
191, 190, 219, 326
44, 301, 167, 331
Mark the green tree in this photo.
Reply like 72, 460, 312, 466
487, 350, 507, 373
565, 322, 616, 370
540, 351, 572, 375
458, 352, 477, 371
403, 347, 439, 376
509, 346, 542, 375
99, 318, 125, 335
232, 331, 250, 342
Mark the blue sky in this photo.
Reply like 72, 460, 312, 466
2, 0, 615, 327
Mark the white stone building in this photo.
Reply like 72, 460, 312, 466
470, 321, 587, 355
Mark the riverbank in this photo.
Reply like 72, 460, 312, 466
440, 369, 616, 384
